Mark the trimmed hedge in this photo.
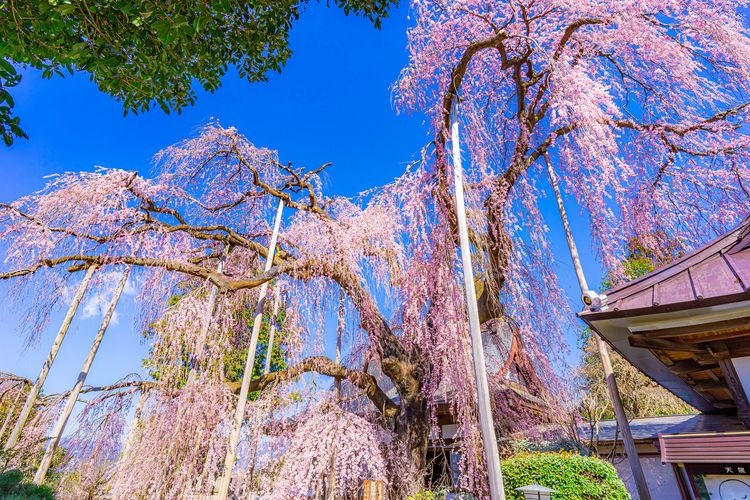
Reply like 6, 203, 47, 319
0, 470, 54, 500
501, 452, 630, 499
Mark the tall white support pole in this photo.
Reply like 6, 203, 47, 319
246, 283, 281, 493
326, 290, 345, 500
451, 118, 505, 500
262, 285, 282, 376
34, 267, 131, 485
121, 389, 148, 459
544, 154, 651, 500
4, 265, 98, 452
334, 290, 344, 401
187, 246, 230, 383
217, 199, 284, 500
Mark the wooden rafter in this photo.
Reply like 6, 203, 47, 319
635, 317, 750, 340
628, 335, 705, 353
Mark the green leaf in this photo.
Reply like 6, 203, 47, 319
56, 4, 76, 15
0, 59, 16, 77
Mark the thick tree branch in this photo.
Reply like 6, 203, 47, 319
0, 203, 110, 243
38, 380, 155, 406
613, 103, 750, 137
553, 18, 605, 60
228, 356, 399, 418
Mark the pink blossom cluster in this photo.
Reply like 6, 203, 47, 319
108, 377, 233, 498
268, 403, 407, 499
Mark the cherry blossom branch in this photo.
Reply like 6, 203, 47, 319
221, 148, 331, 218
552, 18, 605, 60
613, 103, 750, 137
0, 203, 110, 244
228, 355, 399, 418
39, 380, 155, 405
440, 31, 510, 135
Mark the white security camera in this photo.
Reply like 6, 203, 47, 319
582, 290, 608, 310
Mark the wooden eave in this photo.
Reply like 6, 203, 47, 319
625, 319, 750, 425
580, 215, 750, 425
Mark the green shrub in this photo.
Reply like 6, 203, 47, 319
407, 489, 446, 500
0, 469, 54, 499
501, 452, 629, 499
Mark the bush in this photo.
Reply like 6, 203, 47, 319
0, 469, 55, 500
501, 452, 629, 499
407, 489, 447, 500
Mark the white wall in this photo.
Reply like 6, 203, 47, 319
732, 356, 750, 397
614, 456, 682, 500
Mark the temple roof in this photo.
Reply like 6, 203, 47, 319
581, 215, 750, 321
585, 413, 745, 443
579, 215, 750, 421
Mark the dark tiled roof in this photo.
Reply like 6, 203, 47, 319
660, 429, 750, 463
583, 413, 745, 443
581, 215, 750, 320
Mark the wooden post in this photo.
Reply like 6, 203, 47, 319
187, 246, 230, 384
451, 117, 505, 500
34, 266, 131, 484
217, 199, 284, 500
335, 290, 343, 401
543, 154, 651, 500
263, 285, 282, 376
4, 265, 98, 452
246, 283, 282, 489
326, 290, 345, 500
121, 389, 148, 459
708, 342, 750, 428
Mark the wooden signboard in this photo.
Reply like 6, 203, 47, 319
362, 479, 385, 500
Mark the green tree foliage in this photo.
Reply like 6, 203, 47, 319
0, 59, 25, 146
0, 379, 30, 442
0, 470, 54, 500
0, 0, 398, 145
0, 382, 67, 489
225, 308, 289, 391
579, 334, 695, 422
143, 293, 289, 393
580, 240, 694, 424
500, 452, 629, 500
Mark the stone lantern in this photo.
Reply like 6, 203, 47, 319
515, 484, 556, 500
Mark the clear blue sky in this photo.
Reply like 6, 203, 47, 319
0, 3, 601, 397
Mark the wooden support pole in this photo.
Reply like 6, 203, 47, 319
187, 246, 230, 384
544, 154, 651, 500
121, 389, 148, 459
335, 289, 344, 401
4, 265, 98, 452
246, 283, 282, 491
34, 266, 131, 485
451, 117, 505, 500
217, 199, 284, 500
326, 290, 345, 500
263, 285, 282, 376
707, 342, 750, 428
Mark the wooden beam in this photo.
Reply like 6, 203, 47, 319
693, 352, 720, 365
712, 400, 738, 410
637, 317, 750, 340
628, 334, 705, 353
692, 380, 729, 391
717, 358, 750, 428
724, 341, 750, 359
707, 341, 731, 360
669, 360, 717, 375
